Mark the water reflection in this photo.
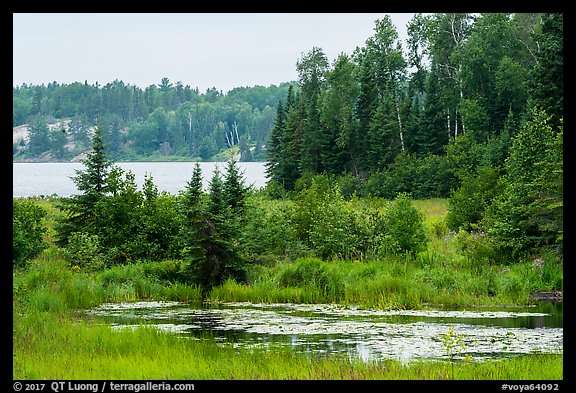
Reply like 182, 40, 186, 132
87, 301, 563, 364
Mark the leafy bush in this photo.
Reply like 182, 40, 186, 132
446, 165, 504, 231
290, 179, 377, 260
240, 197, 307, 260
381, 193, 428, 255
62, 232, 105, 272
13, 199, 48, 267
454, 229, 501, 265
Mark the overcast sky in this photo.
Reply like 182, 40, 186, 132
13, 13, 415, 93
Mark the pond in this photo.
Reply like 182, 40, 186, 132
86, 301, 562, 364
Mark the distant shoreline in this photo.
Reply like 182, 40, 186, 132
13, 158, 267, 164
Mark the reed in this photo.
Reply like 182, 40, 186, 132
209, 255, 554, 309
13, 310, 562, 380
14, 249, 203, 314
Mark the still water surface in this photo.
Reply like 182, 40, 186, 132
13, 162, 268, 197
87, 301, 563, 364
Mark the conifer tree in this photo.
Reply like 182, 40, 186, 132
183, 164, 247, 295
55, 122, 112, 246
485, 109, 563, 260
223, 159, 248, 213
264, 100, 286, 183
354, 48, 378, 174
528, 13, 563, 128
281, 88, 305, 189
180, 162, 204, 218
207, 167, 225, 221
296, 47, 328, 174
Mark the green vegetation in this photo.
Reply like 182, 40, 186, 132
13, 80, 291, 162
211, 254, 562, 309
12, 199, 48, 266
13, 192, 563, 379
13, 307, 562, 379
266, 13, 562, 188
13, 12, 562, 381
264, 13, 563, 266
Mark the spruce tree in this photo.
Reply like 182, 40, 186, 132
354, 49, 378, 174
264, 100, 286, 183
528, 13, 563, 128
183, 164, 246, 295
485, 108, 563, 261
180, 162, 204, 218
55, 123, 112, 246
282, 91, 305, 189
265, 85, 303, 190
223, 159, 248, 213
207, 167, 225, 221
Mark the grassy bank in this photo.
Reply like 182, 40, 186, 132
13, 248, 563, 380
13, 308, 562, 380
210, 255, 560, 309
13, 197, 563, 380
14, 243, 561, 315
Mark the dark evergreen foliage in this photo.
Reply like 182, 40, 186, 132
528, 13, 563, 128
55, 123, 112, 246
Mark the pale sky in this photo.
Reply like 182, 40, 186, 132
13, 13, 416, 93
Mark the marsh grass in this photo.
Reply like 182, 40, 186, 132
13, 197, 563, 380
13, 309, 562, 380
210, 253, 554, 309
14, 249, 203, 314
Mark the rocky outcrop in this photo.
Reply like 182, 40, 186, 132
530, 290, 563, 302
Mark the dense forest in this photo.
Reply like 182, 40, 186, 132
13, 79, 293, 161
265, 12, 563, 262
266, 13, 562, 189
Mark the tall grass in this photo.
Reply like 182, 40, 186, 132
13, 309, 562, 380
14, 248, 203, 315
210, 253, 558, 309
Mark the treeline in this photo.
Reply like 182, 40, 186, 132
14, 124, 432, 294
266, 13, 562, 190
13, 78, 293, 161
266, 13, 563, 262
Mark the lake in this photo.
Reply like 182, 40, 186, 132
13, 161, 269, 197
87, 300, 563, 364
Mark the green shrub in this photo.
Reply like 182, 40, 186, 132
454, 229, 500, 265
13, 199, 48, 267
62, 232, 105, 271
446, 165, 504, 231
290, 178, 382, 260
381, 193, 428, 255
240, 197, 306, 260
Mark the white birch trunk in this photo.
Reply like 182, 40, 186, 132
393, 90, 405, 151
447, 110, 451, 142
